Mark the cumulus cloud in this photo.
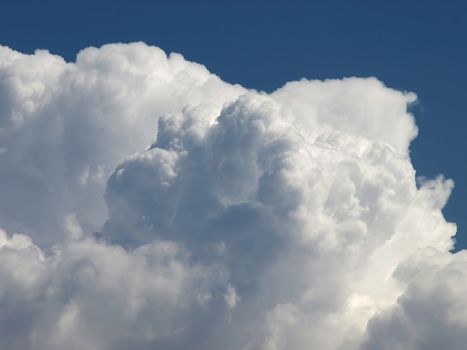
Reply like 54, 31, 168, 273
0, 42, 462, 349
0, 42, 244, 245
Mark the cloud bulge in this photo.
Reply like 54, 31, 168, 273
0, 42, 463, 349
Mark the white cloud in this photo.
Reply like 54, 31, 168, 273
0, 229, 226, 350
0, 42, 463, 349
0, 42, 244, 245
362, 250, 467, 350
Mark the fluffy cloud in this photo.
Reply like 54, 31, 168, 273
0, 42, 463, 349
362, 250, 467, 350
0, 42, 244, 245
0, 229, 228, 350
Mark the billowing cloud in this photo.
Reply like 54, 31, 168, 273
0, 42, 244, 245
0, 42, 463, 349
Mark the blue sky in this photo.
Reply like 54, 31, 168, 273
1, 0, 465, 250
1, 2, 467, 349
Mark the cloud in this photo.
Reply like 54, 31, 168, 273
0, 229, 227, 350
362, 249, 467, 350
0, 42, 244, 245
0, 42, 462, 349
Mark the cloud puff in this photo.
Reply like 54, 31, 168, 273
362, 249, 467, 350
0, 42, 462, 349
0, 42, 244, 245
